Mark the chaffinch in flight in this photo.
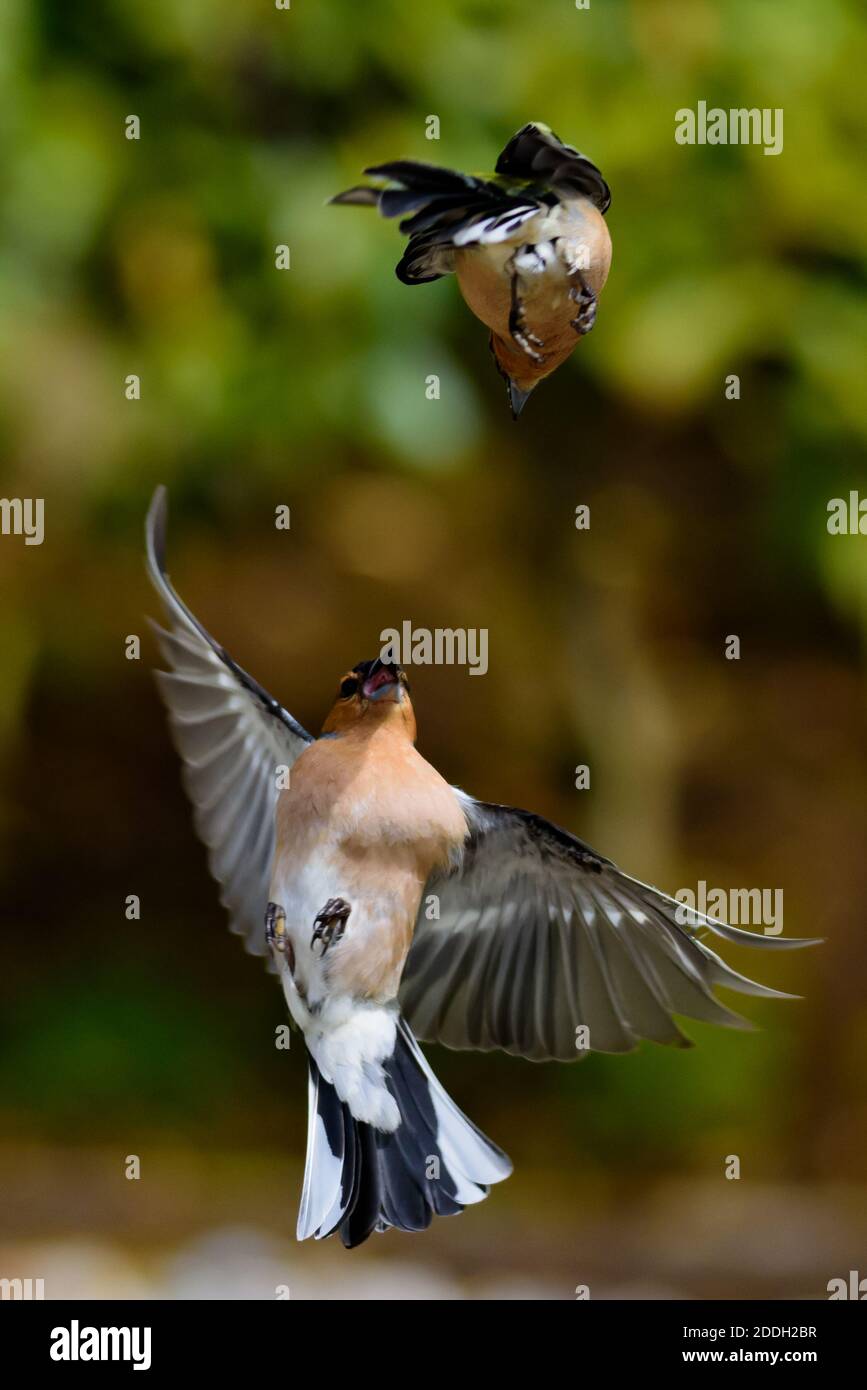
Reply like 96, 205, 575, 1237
331, 122, 612, 418
146, 488, 816, 1249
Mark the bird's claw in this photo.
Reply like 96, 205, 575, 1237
512, 330, 546, 364
508, 307, 545, 364
569, 276, 597, 336
266, 901, 296, 973
266, 901, 288, 952
508, 262, 546, 364
311, 897, 351, 956
570, 303, 597, 335
265, 900, 289, 956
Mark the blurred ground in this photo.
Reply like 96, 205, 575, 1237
3, 1145, 865, 1299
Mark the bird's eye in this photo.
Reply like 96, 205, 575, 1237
340, 677, 359, 699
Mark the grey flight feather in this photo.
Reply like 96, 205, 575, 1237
400, 798, 821, 1063
145, 486, 314, 958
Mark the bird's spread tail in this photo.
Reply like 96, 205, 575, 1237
297, 1017, 512, 1248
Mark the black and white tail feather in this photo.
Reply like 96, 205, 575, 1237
299, 1017, 511, 1248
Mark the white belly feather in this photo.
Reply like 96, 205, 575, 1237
269, 847, 403, 1131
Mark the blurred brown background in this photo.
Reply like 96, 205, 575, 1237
1, 0, 865, 1298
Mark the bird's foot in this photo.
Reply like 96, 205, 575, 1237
508, 305, 545, 364
569, 275, 597, 336
311, 897, 351, 956
266, 901, 296, 972
265, 901, 287, 952
507, 262, 546, 364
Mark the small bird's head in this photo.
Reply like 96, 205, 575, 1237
321, 658, 415, 738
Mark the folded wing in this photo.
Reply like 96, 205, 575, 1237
400, 797, 819, 1061
145, 486, 314, 956
331, 122, 610, 287
332, 158, 544, 285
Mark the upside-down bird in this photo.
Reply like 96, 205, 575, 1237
331, 122, 613, 418
146, 488, 816, 1248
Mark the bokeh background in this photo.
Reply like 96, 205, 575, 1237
1, 0, 866, 1300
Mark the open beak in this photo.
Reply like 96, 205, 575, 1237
363, 659, 400, 700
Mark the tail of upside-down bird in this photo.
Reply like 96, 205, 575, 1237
298, 1018, 512, 1248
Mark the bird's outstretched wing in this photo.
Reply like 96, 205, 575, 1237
331, 122, 610, 285
400, 798, 819, 1061
494, 122, 611, 212
145, 486, 314, 957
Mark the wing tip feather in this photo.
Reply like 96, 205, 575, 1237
145, 484, 168, 579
